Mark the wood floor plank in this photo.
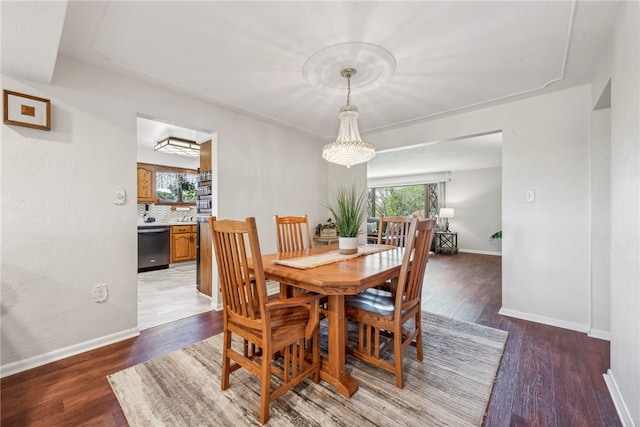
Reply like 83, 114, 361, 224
1, 253, 620, 426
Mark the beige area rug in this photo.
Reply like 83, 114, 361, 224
108, 312, 507, 426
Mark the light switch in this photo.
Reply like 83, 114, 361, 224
524, 189, 535, 203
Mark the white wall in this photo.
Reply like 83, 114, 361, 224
0, 57, 328, 374
596, 2, 640, 424
501, 86, 591, 332
367, 85, 592, 332
590, 107, 611, 340
447, 167, 502, 255
364, 4, 640, 420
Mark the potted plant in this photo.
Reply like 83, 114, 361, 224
325, 184, 367, 254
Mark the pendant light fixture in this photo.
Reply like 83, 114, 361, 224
322, 68, 375, 168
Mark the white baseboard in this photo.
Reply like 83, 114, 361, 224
500, 309, 612, 343
498, 307, 589, 333
603, 369, 636, 427
588, 328, 611, 341
0, 327, 140, 378
458, 249, 502, 256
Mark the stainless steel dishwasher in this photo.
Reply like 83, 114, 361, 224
138, 226, 170, 272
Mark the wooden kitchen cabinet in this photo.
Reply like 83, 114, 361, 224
137, 163, 155, 203
171, 225, 197, 263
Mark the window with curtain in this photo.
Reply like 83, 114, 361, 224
155, 166, 198, 204
367, 183, 443, 219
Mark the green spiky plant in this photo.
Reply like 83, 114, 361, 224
324, 184, 367, 238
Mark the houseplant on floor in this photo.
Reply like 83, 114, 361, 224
325, 184, 367, 254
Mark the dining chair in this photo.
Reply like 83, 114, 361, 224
377, 216, 415, 247
375, 216, 416, 293
345, 218, 436, 388
275, 214, 312, 252
209, 216, 321, 424
274, 215, 311, 297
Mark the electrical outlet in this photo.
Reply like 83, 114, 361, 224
94, 284, 108, 303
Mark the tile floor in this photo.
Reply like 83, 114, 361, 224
137, 261, 213, 330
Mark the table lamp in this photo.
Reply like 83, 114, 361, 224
439, 208, 455, 231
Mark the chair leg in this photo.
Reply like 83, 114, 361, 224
221, 330, 231, 390
312, 328, 321, 383
415, 311, 424, 361
259, 346, 272, 424
394, 326, 404, 389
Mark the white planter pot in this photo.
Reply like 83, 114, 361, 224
338, 237, 358, 255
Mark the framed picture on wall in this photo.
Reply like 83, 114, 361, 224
3, 89, 51, 131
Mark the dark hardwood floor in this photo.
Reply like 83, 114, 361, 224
1, 253, 620, 426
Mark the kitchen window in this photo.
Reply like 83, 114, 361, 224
155, 165, 198, 205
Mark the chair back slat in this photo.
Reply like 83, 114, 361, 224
275, 215, 312, 252
377, 216, 415, 247
396, 218, 437, 309
210, 217, 267, 323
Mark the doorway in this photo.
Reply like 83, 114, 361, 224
366, 131, 503, 255
136, 115, 213, 330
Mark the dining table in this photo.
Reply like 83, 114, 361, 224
247, 243, 405, 398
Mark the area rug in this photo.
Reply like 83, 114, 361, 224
108, 312, 507, 426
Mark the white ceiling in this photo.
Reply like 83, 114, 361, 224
368, 132, 503, 179
1, 0, 620, 176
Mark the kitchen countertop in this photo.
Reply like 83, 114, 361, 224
138, 221, 197, 228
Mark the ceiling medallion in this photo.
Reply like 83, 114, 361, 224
302, 42, 396, 93
305, 42, 394, 168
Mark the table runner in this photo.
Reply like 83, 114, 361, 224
274, 244, 396, 269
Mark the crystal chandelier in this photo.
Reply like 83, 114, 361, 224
322, 68, 375, 168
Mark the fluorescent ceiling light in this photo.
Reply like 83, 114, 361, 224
154, 137, 200, 157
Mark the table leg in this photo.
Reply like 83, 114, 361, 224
320, 294, 358, 397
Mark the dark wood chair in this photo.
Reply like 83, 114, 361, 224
345, 218, 436, 388
210, 216, 321, 424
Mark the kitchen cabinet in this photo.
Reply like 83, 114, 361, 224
137, 163, 155, 203
171, 225, 197, 263
138, 162, 198, 205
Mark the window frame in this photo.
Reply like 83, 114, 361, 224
154, 165, 198, 206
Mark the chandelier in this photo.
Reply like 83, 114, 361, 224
154, 137, 200, 157
322, 68, 375, 168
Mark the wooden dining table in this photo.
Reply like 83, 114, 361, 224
247, 243, 405, 398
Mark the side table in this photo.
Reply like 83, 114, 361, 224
435, 231, 458, 255
314, 236, 339, 246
